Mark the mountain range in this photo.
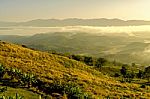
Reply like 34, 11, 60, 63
1, 18, 150, 27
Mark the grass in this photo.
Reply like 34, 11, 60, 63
0, 85, 40, 99
0, 41, 150, 98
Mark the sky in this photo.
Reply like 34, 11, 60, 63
0, 0, 150, 22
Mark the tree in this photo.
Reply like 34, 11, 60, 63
137, 70, 143, 79
84, 56, 94, 66
95, 58, 107, 70
71, 55, 84, 62
120, 66, 127, 77
144, 66, 150, 82
120, 66, 127, 82
125, 72, 135, 83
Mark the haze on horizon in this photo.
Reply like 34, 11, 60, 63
0, 0, 150, 22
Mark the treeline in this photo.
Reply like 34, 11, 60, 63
49, 51, 123, 68
120, 65, 150, 83
0, 64, 92, 99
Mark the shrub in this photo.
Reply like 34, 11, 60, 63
0, 64, 5, 79
44, 81, 92, 99
140, 84, 146, 88
114, 73, 120, 77
0, 87, 7, 93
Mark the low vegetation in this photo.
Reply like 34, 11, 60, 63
0, 41, 150, 98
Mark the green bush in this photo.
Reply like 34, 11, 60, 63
45, 81, 92, 99
0, 64, 5, 79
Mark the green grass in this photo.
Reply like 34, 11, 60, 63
0, 85, 40, 99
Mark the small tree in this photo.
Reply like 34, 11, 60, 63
95, 58, 107, 70
71, 55, 84, 62
120, 66, 127, 76
144, 66, 150, 82
120, 66, 127, 82
84, 56, 94, 66
125, 72, 135, 83
137, 70, 143, 79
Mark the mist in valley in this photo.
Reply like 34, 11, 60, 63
1, 25, 150, 36
1, 25, 150, 65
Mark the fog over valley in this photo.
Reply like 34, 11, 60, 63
1, 25, 150, 36
1, 25, 150, 65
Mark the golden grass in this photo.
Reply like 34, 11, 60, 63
0, 41, 150, 98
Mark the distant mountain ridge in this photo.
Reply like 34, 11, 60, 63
1, 18, 150, 27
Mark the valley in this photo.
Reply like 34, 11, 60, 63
1, 29, 150, 65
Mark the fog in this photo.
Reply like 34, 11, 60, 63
0, 25, 150, 36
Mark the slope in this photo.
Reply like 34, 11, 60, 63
0, 41, 150, 98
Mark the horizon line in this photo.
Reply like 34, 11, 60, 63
1, 18, 150, 23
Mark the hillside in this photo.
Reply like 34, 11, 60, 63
1, 32, 150, 65
0, 41, 150, 98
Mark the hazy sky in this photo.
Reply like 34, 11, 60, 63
0, 0, 150, 22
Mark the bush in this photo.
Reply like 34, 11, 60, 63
140, 84, 146, 88
114, 73, 120, 77
0, 87, 7, 93
44, 81, 92, 99
0, 64, 5, 79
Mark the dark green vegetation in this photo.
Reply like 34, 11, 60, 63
0, 63, 90, 99
1, 32, 150, 65
0, 41, 150, 98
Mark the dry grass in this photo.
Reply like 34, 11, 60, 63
0, 41, 150, 98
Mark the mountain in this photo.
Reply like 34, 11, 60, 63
1, 18, 150, 27
1, 41, 150, 98
1, 32, 150, 65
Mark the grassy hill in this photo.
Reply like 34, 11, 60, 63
0, 41, 150, 98
2, 32, 150, 65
